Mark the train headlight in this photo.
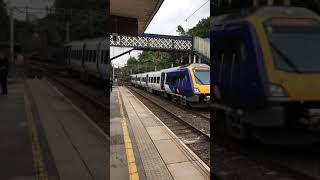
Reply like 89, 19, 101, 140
269, 84, 286, 97
194, 88, 201, 94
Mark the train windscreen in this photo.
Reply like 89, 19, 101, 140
265, 18, 320, 73
193, 69, 210, 85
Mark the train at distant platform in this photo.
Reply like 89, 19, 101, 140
63, 38, 109, 81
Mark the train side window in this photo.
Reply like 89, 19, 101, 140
171, 76, 176, 85
166, 77, 170, 84
93, 51, 96, 62
101, 51, 104, 64
214, 37, 248, 64
90, 51, 93, 62
87, 50, 90, 62
157, 77, 160, 84
86, 51, 89, 62
104, 51, 109, 64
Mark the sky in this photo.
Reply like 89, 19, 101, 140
5, 0, 54, 19
111, 0, 210, 68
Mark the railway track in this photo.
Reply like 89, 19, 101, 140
28, 63, 320, 180
126, 85, 210, 166
27, 61, 109, 135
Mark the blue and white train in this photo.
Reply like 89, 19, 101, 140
131, 64, 210, 106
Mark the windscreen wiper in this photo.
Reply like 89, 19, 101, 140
194, 74, 205, 85
269, 40, 300, 73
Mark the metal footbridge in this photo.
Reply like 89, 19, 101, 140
110, 34, 210, 62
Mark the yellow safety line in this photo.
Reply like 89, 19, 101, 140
117, 90, 139, 180
24, 90, 49, 180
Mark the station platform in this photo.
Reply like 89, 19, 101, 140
0, 77, 108, 180
110, 86, 210, 180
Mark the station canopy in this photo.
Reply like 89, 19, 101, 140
110, 0, 164, 35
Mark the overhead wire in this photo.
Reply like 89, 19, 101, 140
166, 0, 209, 35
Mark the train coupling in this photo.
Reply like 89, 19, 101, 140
298, 109, 320, 131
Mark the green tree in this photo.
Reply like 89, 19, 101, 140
0, 0, 8, 41
176, 17, 210, 38
187, 17, 210, 38
127, 56, 138, 65
176, 25, 186, 36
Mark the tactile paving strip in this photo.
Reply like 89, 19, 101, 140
120, 88, 173, 180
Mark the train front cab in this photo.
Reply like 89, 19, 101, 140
211, 9, 320, 141
188, 64, 210, 105
165, 64, 210, 106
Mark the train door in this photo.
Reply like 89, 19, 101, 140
160, 72, 165, 90
96, 42, 102, 76
146, 74, 149, 87
64, 46, 71, 67
212, 23, 265, 109
81, 44, 86, 71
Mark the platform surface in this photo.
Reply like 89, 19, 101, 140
0, 78, 108, 180
110, 86, 210, 180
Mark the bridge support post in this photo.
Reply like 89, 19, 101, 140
189, 54, 191, 64
112, 65, 115, 81
284, 0, 290, 6
193, 55, 196, 64
267, 0, 274, 5
199, 57, 201, 64
9, 8, 15, 67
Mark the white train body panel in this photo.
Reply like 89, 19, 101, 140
140, 73, 148, 88
97, 41, 109, 80
83, 40, 99, 77
69, 41, 84, 72
146, 71, 162, 91
65, 38, 109, 80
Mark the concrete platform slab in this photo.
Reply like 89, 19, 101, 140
154, 139, 189, 164
0, 79, 59, 180
147, 126, 171, 141
117, 86, 210, 180
167, 161, 207, 180
26, 79, 108, 180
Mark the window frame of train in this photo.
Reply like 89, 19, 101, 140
214, 37, 248, 64
93, 50, 96, 63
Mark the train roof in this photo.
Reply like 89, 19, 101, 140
211, 6, 319, 26
130, 63, 210, 76
64, 37, 108, 46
